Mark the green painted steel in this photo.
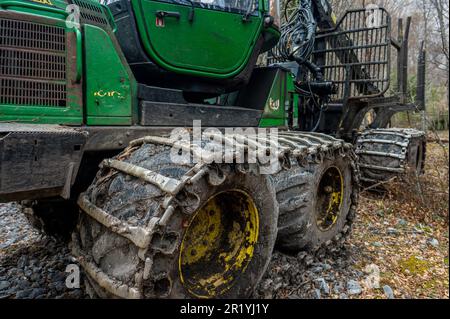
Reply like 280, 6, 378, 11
0, 0, 137, 126
131, 0, 263, 78
0, 114, 82, 124
259, 70, 297, 128
0, 7, 83, 124
0, 0, 70, 20
87, 116, 133, 126
0, 0, 292, 127
84, 24, 135, 125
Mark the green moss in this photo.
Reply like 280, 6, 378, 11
422, 278, 439, 290
415, 224, 433, 235
398, 256, 430, 275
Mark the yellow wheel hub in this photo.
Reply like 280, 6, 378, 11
179, 190, 259, 298
316, 166, 344, 231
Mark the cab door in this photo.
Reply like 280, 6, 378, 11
131, 0, 263, 78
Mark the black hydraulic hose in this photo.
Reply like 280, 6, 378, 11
311, 106, 323, 132
271, 0, 317, 64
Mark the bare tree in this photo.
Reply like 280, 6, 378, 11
429, 0, 449, 83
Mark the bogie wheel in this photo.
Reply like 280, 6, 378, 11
275, 149, 358, 252
72, 142, 278, 299
355, 128, 426, 185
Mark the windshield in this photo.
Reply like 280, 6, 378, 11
101, 0, 258, 14
193, 0, 258, 13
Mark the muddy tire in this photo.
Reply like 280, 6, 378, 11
21, 199, 79, 241
275, 149, 358, 252
72, 142, 278, 298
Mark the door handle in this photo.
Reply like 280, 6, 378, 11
156, 11, 181, 20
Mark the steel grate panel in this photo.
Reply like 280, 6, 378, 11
72, 0, 110, 28
0, 78, 66, 107
0, 18, 65, 52
0, 48, 66, 80
0, 17, 67, 107
313, 8, 391, 102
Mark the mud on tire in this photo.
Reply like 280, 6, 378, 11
275, 146, 358, 253
72, 142, 278, 299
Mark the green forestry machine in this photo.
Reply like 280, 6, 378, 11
0, 0, 426, 298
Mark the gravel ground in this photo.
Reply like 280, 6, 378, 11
0, 201, 367, 299
0, 203, 87, 299
0, 141, 448, 299
0, 197, 446, 299
256, 141, 449, 299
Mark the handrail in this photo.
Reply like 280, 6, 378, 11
74, 27, 83, 83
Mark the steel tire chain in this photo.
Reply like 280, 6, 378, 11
71, 132, 360, 298
355, 128, 426, 184
278, 131, 361, 256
